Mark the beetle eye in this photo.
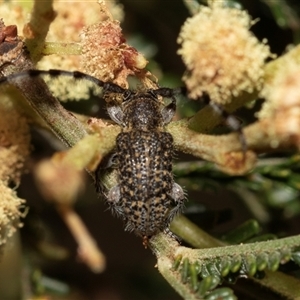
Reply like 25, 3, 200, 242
123, 90, 132, 101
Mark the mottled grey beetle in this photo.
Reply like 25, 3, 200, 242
100, 87, 186, 241
0, 69, 243, 244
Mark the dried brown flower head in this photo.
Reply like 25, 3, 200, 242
36, 0, 122, 101
178, 1, 271, 104
80, 19, 147, 88
36, 0, 147, 99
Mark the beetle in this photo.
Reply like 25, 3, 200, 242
98, 86, 186, 241
0, 68, 243, 243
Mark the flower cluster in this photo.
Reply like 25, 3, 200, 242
259, 60, 300, 146
178, 1, 271, 104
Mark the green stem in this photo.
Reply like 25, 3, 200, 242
188, 91, 257, 133
150, 233, 201, 299
151, 228, 300, 299
42, 42, 82, 56
170, 215, 224, 248
167, 119, 256, 175
177, 235, 300, 262
256, 270, 300, 299
24, 0, 56, 63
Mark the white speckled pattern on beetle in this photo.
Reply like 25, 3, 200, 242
101, 90, 185, 241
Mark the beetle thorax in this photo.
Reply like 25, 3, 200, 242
123, 95, 163, 131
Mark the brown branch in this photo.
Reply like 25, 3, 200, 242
168, 119, 256, 175
1, 46, 88, 148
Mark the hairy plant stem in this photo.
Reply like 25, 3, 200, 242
170, 215, 224, 249
150, 228, 300, 299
